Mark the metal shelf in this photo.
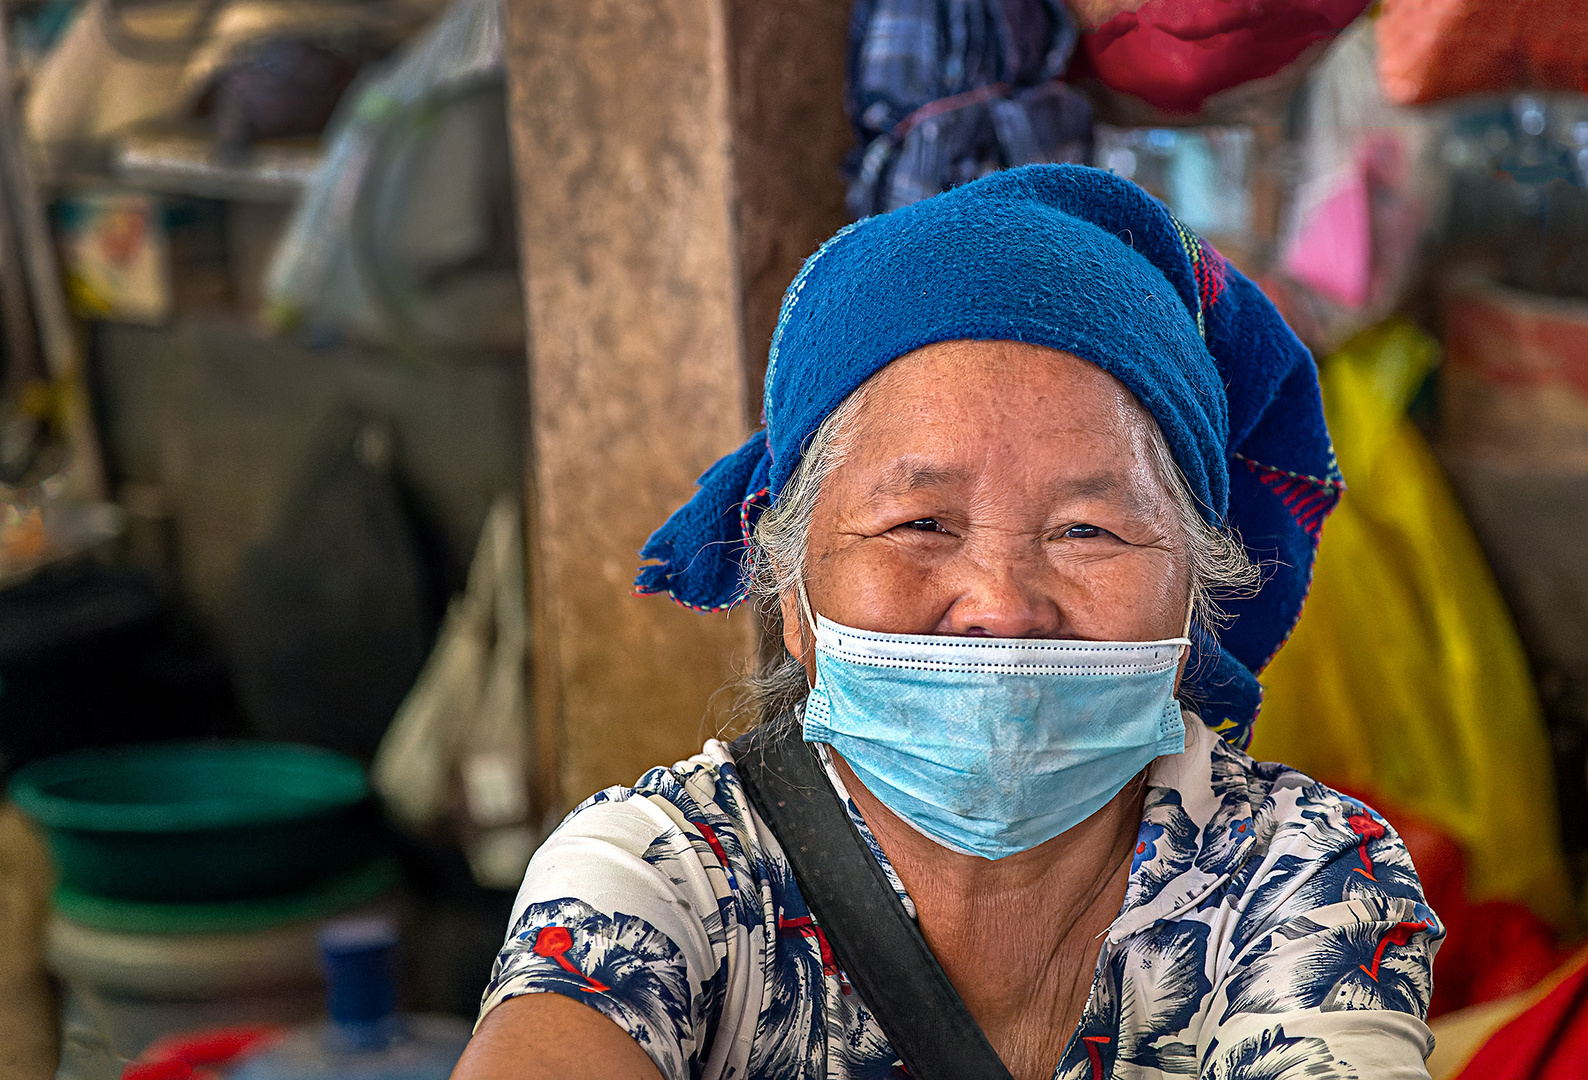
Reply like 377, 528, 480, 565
110, 130, 321, 202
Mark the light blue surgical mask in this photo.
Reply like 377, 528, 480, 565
799, 597, 1189, 861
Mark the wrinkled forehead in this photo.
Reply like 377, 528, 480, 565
822, 340, 1178, 512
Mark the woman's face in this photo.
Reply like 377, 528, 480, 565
781, 340, 1193, 659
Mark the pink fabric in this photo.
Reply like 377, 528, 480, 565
1282, 167, 1372, 309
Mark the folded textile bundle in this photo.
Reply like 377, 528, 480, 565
845, 0, 1092, 216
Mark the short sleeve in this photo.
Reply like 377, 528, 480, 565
1200, 898, 1440, 1079
479, 790, 728, 1080
1202, 1008, 1434, 1080
1200, 802, 1445, 1080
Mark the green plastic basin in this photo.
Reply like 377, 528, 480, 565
8, 741, 374, 903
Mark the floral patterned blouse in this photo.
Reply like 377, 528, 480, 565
479, 718, 1443, 1079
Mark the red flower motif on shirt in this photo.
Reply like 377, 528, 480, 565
532, 925, 610, 992
779, 914, 850, 993
1359, 920, 1434, 982
1346, 812, 1386, 881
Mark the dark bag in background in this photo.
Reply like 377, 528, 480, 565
230, 408, 438, 762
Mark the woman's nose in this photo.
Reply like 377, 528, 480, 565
937, 554, 1064, 638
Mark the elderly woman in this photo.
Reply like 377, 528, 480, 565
454, 166, 1442, 1080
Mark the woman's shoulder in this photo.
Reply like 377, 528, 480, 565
563, 739, 748, 824
1123, 721, 1439, 958
1134, 721, 1417, 889
1199, 738, 1443, 1006
1108, 727, 1442, 1068
1217, 739, 1421, 892
536, 738, 769, 907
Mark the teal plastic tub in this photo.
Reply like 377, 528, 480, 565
8, 741, 374, 903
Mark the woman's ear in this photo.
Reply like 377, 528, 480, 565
779, 589, 808, 664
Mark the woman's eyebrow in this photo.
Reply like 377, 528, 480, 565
1046, 472, 1159, 517
866, 463, 1142, 508
1048, 472, 1129, 501
868, 461, 968, 497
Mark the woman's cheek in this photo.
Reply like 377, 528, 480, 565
1064, 554, 1186, 640
810, 543, 946, 633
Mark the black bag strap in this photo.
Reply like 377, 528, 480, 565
731, 720, 1015, 1080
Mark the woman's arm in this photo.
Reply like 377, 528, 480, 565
462, 749, 773, 1080
1199, 805, 1444, 1079
452, 994, 665, 1080
1198, 904, 1440, 1080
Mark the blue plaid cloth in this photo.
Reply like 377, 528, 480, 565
846, 0, 1092, 216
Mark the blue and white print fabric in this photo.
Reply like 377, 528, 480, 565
481, 719, 1443, 1079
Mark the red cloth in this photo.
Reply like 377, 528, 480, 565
1072, 0, 1370, 115
1378, 0, 1588, 105
1454, 947, 1588, 1080
1438, 901, 1568, 1017
126, 1026, 283, 1080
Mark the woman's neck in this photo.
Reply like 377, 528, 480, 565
830, 751, 1145, 1080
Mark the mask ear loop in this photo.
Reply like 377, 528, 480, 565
1177, 594, 1196, 682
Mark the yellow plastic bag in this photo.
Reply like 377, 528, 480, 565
1252, 319, 1574, 929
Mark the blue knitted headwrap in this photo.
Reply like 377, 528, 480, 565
636, 164, 1340, 747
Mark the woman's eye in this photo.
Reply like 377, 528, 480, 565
1064, 524, 1103, 539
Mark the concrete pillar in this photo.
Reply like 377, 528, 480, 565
503, 0, 848, 810
723, 0, 855, 400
